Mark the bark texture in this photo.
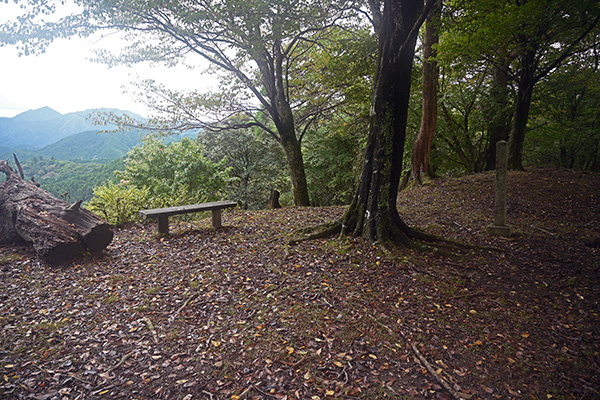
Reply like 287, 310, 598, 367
342, 0, 428, 244
254, 38, 311, 206
508, 49, 536, 171
267, 189, 282, 209
484, 64, 511, 170
412, 1, 440, 182
0, 160, 113, 264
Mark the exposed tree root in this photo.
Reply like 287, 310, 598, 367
107, 351, 134, 373
288, 221, 341, 245
288, 218, 504, 256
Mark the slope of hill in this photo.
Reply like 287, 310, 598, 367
1, 106, 200, 202
20, 157, 125, 201
36, 129, 145, 161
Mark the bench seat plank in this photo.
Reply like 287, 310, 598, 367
139, 200, 237, 218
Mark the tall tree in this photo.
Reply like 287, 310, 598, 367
527, 46, 600, 171
440, 0, 600, 170
506, 0, 600, 170
411, 0, 441, 182
339, 0, 438, 244
1, 0, 358, 206
483, 59, 512, 170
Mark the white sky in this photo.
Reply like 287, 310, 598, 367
0, 3, 215, 118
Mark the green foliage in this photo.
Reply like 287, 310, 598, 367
526, 58, 600, 171
439, 0, 600, 171
305, 128, 361, 205
198, 127, 289, 209
87, 181, 150, 226
293, 28, 375, 205
18, 157, 124, 202
37, 129, 144, 161
434, 71, 490, 174
1, 0, 372, 207
88, 137, 231, 224
118, 137, 230, 207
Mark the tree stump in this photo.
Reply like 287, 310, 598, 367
0, 160, 114, 264
267, 189, 282, 209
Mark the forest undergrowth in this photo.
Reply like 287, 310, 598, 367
1, 167, 598, 399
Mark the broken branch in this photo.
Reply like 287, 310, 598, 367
141, 317, 159, 344
410, 343, 464, 400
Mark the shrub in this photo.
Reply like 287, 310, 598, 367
88, 137, 231, 225
87, 181, 150, 226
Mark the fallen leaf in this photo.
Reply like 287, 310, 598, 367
481, 385, 494, 393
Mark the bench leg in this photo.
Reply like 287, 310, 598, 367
211, 209, 222, 228
158, 216, 169, 235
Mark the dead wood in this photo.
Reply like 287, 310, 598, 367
13, 153, 24, 179
141, 316, 160, 344
411, 343, 465, 400
106, 351, 134, 373
267, 189, 282, 209
0, 160, 113, 264
169, 292, 199, 322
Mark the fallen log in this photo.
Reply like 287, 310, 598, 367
0, 160, 113, 264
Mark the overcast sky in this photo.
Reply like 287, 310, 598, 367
0, 4, 214, 118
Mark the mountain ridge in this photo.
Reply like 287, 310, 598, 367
0, 106, 145, 151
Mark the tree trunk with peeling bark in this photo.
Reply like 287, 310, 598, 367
0, 160, 113, 264
412, 0, 440, 182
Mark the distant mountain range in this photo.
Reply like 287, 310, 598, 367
0, 106, 162, 162
0, 106, 199, 202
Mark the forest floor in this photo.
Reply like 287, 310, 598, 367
1, 167, 599, 400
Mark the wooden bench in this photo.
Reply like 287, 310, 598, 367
139, 200, 237, 234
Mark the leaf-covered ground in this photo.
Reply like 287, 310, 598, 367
1, 167, 598, 400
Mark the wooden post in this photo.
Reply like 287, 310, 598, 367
158, 216, 169, 235
211, 209, 222, 228
487, 140, 513, 236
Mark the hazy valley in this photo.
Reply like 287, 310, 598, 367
0, 107, 192, 201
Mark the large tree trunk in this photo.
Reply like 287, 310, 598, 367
412, 0, 440, 182
342, 0, 427, 244
484, 64, 511, 170
280, 130, 311, 206
508, 49, 537, 171
0, 161, 113, 264
255, 39, 311, 207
